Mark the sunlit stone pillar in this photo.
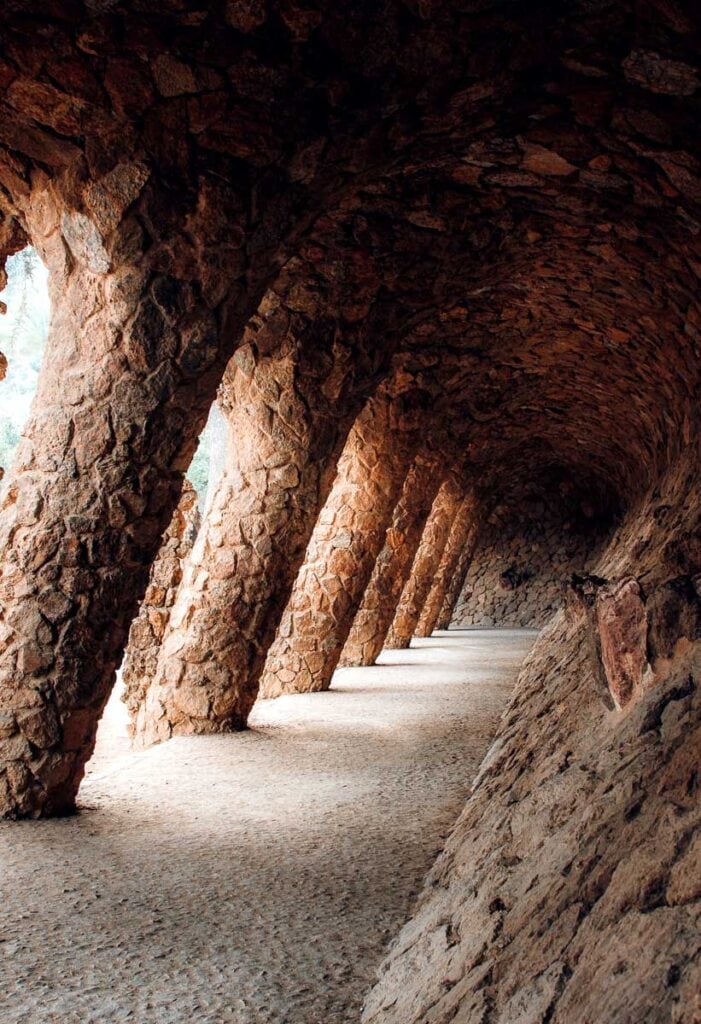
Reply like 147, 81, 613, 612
132, 317, 378, 745
414, 494, 477, 637
260, 392, 416, 697
0, 173, 257, 818
435, 527, 480, 631
384, 474, 462, 649
338, 453, 442, 668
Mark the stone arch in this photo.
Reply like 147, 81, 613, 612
0, 16, 697, 1023
0, 166, 270, 816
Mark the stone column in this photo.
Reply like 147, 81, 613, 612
338, 454, 443, 668
414, 494, 477, 637
434, 521, 481, 631
121, 481, 200, 732
131, 314, 376, 746
260, 393, 415, 697
0, 173, 255, 818
384, 475, 462, 649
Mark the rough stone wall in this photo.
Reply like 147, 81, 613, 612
452, 499, 611, 629
0, 1, 699, 820
121, 481, 200, 733
363, 443, 701, 1024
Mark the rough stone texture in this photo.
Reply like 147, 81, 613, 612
130, 261, 396, 746
0, 0, 697, 908
0, 2, 697, 1017
259, 391, 417, 697
339, 453, 443, 668
0, 177, 253, 818
415, 495, 477, 638
596, 577, 650, 711
435, 518, 489, 632
385, 476, 462, 650
453, 495, 613, 629
363, 443, 701, 1024
121, 481, 200, 731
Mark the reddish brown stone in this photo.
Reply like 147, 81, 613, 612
0, 32, 696, 1022
385, 475, 463, 650
595, 577, 649, 710
0, 172, 256, 817
260, 391, 417, 697
414, 494, 476, 638
364, 445, 701, 1024
521, 144, 578, 178
622, 49, 699, 96
455, 496, 613, 629
434, 515, 485, 631
225, 0, 267, 32
121, 481, 200, 731
131, 299, 398, 743
339, 453, 443, 668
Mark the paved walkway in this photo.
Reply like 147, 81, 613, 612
0, 629, 536, 1024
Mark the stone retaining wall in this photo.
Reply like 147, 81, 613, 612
452, 499, 610, 629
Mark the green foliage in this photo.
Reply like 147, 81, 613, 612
0, 418, 20, 475
0, 247, 50, 477
186, 429, 211, 497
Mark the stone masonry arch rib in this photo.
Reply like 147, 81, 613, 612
0, 0, 694, 845
0, 3, 698, 1021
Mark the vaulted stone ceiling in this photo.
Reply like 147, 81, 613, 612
0, 5, 699, 1020
5, 0, 697, 506
1, 1, 699, 487
0, 0, 698, 804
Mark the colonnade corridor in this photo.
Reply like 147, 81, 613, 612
0, 630, 535, 1024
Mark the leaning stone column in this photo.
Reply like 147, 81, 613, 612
0, 173, 253, 818
434, 497, 493, 630
121, 482, 201, 732
414, 494, 477, 637
384, 475, 462, 649
338, 454, 443, 668
260, 393, 416, 697
131, 313, 376, 746
435, 530, 478, 630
